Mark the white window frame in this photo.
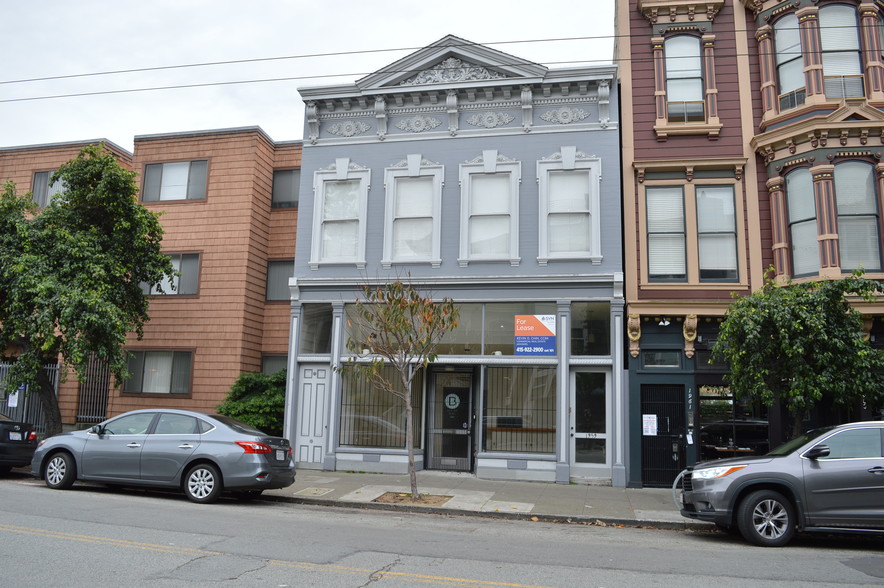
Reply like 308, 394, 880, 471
382, 154, 443, 269
537, 147, 601, 265
142, 253, 200, 295
142, 160, 208, 202
458, 150, 521, 267
31, 170, 64, 207
664, 35, 705, 124
309, 158, 370, 270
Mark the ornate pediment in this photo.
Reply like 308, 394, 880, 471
637, 0, 725, 25
399, 57, 509, 86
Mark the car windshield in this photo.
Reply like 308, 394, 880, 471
209, 414, 267, 436
766, 425, 837, 456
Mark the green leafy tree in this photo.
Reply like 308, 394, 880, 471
216, 370, 286, 437
713, 271, 884, 438
0, 145, 173, 435
338, 280, 459, 499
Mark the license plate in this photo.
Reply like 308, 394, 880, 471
276, 450, 285, 461
8, 432, 21, 441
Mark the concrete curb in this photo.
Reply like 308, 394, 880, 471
261, 493, 716, 532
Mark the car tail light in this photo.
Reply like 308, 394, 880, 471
27, 431, 37, 441
235, 441, 272, 454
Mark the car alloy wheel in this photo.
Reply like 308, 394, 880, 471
184, 463, 222, 503
737, 489, 795, 547
45, 452, 76, 490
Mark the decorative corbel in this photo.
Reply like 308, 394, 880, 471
683, 314, 698, 358
374, 95, 387, 141
820, 130, 828, 146
637, 167, 646, 184
734, 164, 744, 181
598, 80, 610, 128
686, 166, 694, 182
627, 314, 642, 358
447, 89, 459, 136
841, 130, 850, 146
306, 101, 319, 145
861, 129, 869, 145
688, 5, 695, 20
786, 138, 796, 154
669, 7, 677, 21
521, 85, 534, 133
809, 132, 819, 148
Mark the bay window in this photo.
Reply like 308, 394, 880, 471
785, 168, 820, 276
774, 14, 806, 110
820, 5, 863, 99
834, 162, 881, 271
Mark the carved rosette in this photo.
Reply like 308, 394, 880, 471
627, 314, 642, 358
395, 115, 442, 133
540, 107, 589, 125
467, 111, 515, 129
683, 314, 698, 358
327, 120, 371, 137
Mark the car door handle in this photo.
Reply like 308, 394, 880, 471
868, 466, 884, 475
127, 443, 142, 448
178, 444, 194, 449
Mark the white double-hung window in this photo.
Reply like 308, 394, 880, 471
310, 158, 370, 269
537, 147, 601, 265
459, 150, 520, 267
382, 154, 443, 268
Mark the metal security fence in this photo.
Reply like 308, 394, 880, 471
77, 355, 110, 424
0, 362, 60, 436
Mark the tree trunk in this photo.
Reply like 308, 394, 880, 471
405, 397, 419, 499
35, 366, 62, 437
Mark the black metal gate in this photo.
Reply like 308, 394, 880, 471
640, 384, 686, 487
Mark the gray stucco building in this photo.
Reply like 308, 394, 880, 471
285, 36, 626, 485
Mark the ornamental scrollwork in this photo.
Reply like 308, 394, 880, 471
540, 106, 589, 125
327, 120, 371, 137
395, 115, 442, 133
466, 111, 515, 129
400, 57, 507, 86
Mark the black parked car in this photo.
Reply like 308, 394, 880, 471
680, 421, 884, 546
0, 412, 39, 473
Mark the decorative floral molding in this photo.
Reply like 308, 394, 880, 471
395, 115, 442, 133
627, 314, 642, 358
327, 120, 371, 137
400, 57, 507, 85
540, 106, 589, 125
466, 111, 515, 129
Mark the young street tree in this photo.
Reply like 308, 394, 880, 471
712, 272, 884, 439
339, 280, 459, 499
0, 145, 173, 436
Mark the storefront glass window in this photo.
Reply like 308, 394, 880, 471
482, 366, 556, 453
437, 303, 483, 355
571, 302, 610, 355
339, 368, 424, 448
484, 302, 556, 355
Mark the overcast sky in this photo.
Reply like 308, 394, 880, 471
3, 1, 616, 152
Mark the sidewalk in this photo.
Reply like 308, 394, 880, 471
263, 470, 712, 530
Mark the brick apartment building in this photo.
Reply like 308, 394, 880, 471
0, 128, 301, 428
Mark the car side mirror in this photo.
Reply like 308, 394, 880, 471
90, 425, 104, 435
805, 444, 830, 460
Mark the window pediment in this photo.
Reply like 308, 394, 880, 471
637, 0, 725, 25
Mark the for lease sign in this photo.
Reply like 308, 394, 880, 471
514, 315, 556, 356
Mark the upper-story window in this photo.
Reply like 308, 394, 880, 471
266, 259, 294, 300
272, 169, 299, 209
665, 36, 704, 123
124, 350, 192, 395
645, 182, 739, 283
141, 253, 200, 295
142, 160, 208, 202
537, 148, 601, 265
820, 5, 863, 99
309, 158, 370, 269
696, 186, 737, 281
382, 155, 443, 269
647, 186, 686, 281
31, 171, 64, 207
785, 168, 819, 276
834, 162, 880, 271
458, 150, 520, 267
774, 13, 806, 110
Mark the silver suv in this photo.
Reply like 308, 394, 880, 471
680, 421, 884, 546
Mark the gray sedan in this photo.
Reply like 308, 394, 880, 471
31, 409, 295, 503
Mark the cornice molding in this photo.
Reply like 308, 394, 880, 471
637, 0, 725, 25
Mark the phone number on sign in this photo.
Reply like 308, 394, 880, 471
515, 346, 552, 353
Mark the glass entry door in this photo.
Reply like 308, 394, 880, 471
571, 371, 608, 470
427, 371, 473, 471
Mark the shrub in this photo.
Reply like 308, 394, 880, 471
216, 370, 286, 437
